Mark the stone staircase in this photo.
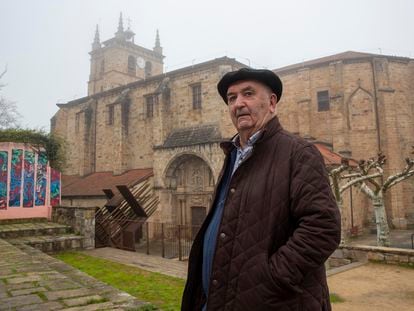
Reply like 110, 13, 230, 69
0, 218, 85, 253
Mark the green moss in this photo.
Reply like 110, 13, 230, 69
36, 291, 48, 301
330, 293, 345, 303
85, 297, 109, 305
0, 128, 65, 170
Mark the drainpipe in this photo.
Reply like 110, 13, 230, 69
370, 58, 382, 153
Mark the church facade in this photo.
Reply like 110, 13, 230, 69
52, 16, 414, 232
275, 52, 414, 229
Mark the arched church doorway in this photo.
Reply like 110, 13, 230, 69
164, 154, 214, 226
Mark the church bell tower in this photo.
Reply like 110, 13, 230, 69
88, 13, 164, 96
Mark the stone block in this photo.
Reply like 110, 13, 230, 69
10, 287, 47, 296
44, 288, 95, 301
367, 252, 385, 261
0, 294, 43, 308
63, 294, 104, 307
19, 301, 64, 311
384, 253, 403, 263
330, 249, 344, 259
58, 301, 115, 311
7, 275, 43, 284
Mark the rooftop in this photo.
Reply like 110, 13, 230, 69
62, 168, 153, 197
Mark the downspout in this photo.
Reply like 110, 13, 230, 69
370, 58, 382, 153
94, 99, 97, 173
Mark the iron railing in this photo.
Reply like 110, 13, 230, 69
98, 218, 201, 261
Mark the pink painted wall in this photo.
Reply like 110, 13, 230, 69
0, 142, 61, 220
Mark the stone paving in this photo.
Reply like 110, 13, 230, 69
0, 239, 147, 311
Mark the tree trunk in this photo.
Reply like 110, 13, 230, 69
336, 199, 346, 245
373, 195, 390, 246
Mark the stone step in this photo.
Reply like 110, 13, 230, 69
0, 217, 48, 224
0, 222, 72, 239
5, 234, 84, 253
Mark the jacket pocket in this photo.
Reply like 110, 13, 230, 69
233, 253, 300, 311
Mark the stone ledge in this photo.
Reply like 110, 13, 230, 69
54, 206, 96, 210
334, 245, 414, 266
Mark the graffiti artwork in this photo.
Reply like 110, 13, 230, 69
0, 151, 8, 209
50, 168, 61, 206
9, 149, 23, 207
35, 152, 48, 206
23, 151, 35, 207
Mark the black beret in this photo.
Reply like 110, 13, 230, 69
217, 67, 283, 104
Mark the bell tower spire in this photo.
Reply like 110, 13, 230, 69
153, 29, 163, 55
92, 24, 101, 50
115, 12, 124, 38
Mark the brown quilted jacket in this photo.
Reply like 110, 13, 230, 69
182, 117, 341, 311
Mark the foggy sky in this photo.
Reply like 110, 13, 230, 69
1, 0, 413, 130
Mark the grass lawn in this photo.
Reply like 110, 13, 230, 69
56, 251, 342, 309
55, 251, 185, 311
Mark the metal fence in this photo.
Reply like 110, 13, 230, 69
136, 222, 201, 260
97, 218, 201, 261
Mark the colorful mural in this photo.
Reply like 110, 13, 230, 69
0, 151, 8, 209
50, 168, 61, 206
35, 152, 48, 206
9, 149, 23, 207
0, 144, 61, 215
23, 151, 35, 207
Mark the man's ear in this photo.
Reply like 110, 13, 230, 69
269, 94, 277, 113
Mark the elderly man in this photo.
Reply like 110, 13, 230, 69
181, 68, 341, 310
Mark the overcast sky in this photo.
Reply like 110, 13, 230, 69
1, 0, 413, 130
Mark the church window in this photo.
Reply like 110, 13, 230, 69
146, 95, 155, 118
128, 55, 136, 75
192, 83, 202, 110
317, 90, 330, 111
107, 105, 114, 125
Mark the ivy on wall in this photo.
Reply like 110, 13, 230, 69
0, 129, 65, 170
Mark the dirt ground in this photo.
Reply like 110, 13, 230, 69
328, 263, 414, 311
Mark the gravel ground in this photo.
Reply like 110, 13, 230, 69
328, 262, 414, 311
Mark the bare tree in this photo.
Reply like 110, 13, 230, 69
0, 66, 21, 129
353, 151, 414, 246
329, 159, 381, 245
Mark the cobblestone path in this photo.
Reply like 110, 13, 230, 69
0, 239, 147, 311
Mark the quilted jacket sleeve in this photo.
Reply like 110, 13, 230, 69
269, 144, 341, 295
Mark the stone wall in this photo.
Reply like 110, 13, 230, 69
276, 56, 414, 229
52, 206, 95, 249
333, 245, 414, 266
53, 59, 241, 177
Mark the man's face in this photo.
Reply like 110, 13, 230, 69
226, 80, 277, 138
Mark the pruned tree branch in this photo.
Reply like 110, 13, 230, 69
340, 172, 382, 194
384, 169, 414, 191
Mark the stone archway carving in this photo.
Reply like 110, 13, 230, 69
164, 154, 214, 225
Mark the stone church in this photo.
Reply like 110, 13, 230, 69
52, 16, 414, 233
